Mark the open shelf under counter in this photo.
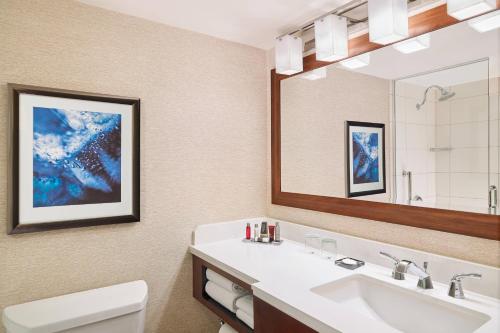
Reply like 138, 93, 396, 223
192, 254, 253, 333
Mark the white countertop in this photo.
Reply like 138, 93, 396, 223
190, 236, 500, 333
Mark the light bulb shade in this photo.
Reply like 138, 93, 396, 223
468, 9, 500, 31
275, 35, 303, 75
393, 34, 430, 54
447, 0, 496, 20
314, 14, 348, 62
339, 53, 370, 69
368, 0, 409, 45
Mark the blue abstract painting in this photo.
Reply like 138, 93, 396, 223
33, 107, 121, 207
352, 132, 379, 184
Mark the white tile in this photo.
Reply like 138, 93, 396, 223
450, 173, 488, 199
427, 173, 436, 198
435, 125, 450, 147
452, 79, 488, 99
412, 173, 428, 198
435, 151, 450, 173
394, 149, 406, 176
436, 196, 451, 209
406, 149, 430, 173
394, 175, 406, 204
449, 197, 489, 213
450, 95, 488, 124
450, 148, 488, 173
435, 100, 450, 125
406, 124, 429, 149
426, 102, 436, 125
436, 173, 450, 197
426, 125, 435, 148
450, 122, 488, 148
407, 99, 428, 125
490, 147, 499, 174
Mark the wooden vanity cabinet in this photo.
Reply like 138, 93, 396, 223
254, 297, 317, 333
192, 254, 317, 333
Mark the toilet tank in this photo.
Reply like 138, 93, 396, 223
2, 280, 148, 333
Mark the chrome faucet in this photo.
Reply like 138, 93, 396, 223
379, 252, 433, 289
448, 273, 482, 299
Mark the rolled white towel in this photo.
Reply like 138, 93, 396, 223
235, 294, 253, 316
205, 281, 239, 313
206, 269, 246, 294
236, 309, 254, 329
219, 323, 237, 333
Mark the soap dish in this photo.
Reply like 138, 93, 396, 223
335, 257, 365, 270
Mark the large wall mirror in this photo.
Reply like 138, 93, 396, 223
272, 4, 500, 240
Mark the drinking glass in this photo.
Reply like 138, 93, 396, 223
321, 238, 338, 260
304, 234, 321, 254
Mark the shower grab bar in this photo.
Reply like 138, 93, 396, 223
489, 185, 497, 214
402, 170, 412, 205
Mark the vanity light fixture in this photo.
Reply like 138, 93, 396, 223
468, 10, 500, 32
393, 34, 430, 54
339, 53, 370, 69
447, 0, 496, 20
314, 14, 348, 62
368, 0, 409, 45
275, 35, 303, 75
300, 67, 328, 80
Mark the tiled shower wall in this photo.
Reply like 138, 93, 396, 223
393, 78, 499, 212
393, 82, 437, 205
434, 78, 498, 212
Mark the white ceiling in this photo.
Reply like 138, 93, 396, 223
344, 19, 500, 86
78, 0, 349, 49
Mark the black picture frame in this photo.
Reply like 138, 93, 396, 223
8, 84, 140, 234
345, 121, 386, 198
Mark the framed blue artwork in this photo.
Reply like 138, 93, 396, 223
346, 121, 386, 198
8, 84, 140, 234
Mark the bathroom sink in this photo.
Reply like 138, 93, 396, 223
311, 275, 490, 333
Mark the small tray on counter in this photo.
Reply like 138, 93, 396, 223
242, 238, 283, 245
335, 257, 365, 270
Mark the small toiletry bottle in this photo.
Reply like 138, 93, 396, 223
269, 225, 275, 242
260, 221, 268, 237
245, 223, 251, 240
275, 222, 281, 242
254, 224, 259, 241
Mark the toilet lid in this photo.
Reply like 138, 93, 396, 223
2, 280, 148, 333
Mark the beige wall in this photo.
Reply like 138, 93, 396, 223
0, 1, 267, 332
267, 51, 500, 268
281, 66, 391, 202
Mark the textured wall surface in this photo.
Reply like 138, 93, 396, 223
266, 51, 500, 268
0, 1, 267, 332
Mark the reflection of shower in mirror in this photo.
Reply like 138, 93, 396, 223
416, 85, 456, 110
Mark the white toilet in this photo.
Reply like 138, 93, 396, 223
2, 280, 148, 333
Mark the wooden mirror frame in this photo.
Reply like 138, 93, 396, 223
271, 4, 500, 240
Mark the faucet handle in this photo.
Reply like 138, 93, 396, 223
379, 251, 400, 264
448, 273, 482, 299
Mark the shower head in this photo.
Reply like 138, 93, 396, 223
416, 85, 455, 110
438, 91, 456, 101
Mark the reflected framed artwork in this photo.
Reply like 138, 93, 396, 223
345, 121, 385, 198
8, 84, 140, 234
